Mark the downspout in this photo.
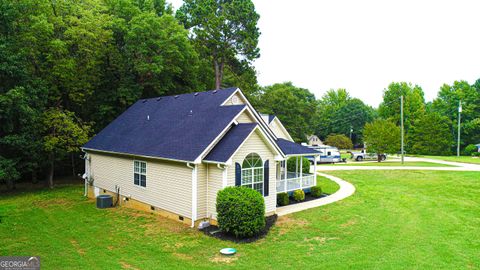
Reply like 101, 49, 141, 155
187, 163, 197, 228
81, 151, 89, 197
217, 164, 227, 188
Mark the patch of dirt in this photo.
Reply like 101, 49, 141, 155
276, 215, 310, 235
340, 219, 356, 228
36, 198, 73, 209
70, 240, 85, 255
303, 236, 339, 244
173, 252, 194, 260
201, 215, 277, 243
120, 261, 139, 270
210, 255, 238, 264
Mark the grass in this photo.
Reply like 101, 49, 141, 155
1, 171, 480, 269
316, 175, 340, 194
333, 161, 455, 167
416, 155, 480, 165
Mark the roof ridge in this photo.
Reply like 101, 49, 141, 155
140, 87, 239, 101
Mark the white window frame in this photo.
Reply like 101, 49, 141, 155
133, 160, 147, 188
241, 153, 264, 195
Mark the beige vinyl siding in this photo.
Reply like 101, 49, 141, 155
206, 164, 224, 219
89, 152, 192, 218
227, 130, 277, 214
223, 92, 245, 105
269, 119, 293, 141
236, 111, 254, 123
196, 163, 207, 219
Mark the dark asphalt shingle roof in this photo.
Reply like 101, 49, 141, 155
204, 123, 258, 163
83, 88, 245, 161
276, 138, 320, 155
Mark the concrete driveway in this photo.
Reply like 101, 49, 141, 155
316, 156, 480, 172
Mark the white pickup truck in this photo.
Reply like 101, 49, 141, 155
348, 149, 386, 162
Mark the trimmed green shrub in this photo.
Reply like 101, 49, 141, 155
464, 144, 478, 156
293, 189, 305, 202
287, 157, 310, 174
216, 186, 265, 238
277, 192, 289, 206
472, 152, 480, 157
311, 186, 322, 198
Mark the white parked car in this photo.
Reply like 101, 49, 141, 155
348, 149, 386, 161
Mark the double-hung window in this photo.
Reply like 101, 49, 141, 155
134, 160, 147, 187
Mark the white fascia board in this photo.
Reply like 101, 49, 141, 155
82, 148, 192, 164
273, 117, 294, 142
226, 89, 286, 157
193, 106, 248, 164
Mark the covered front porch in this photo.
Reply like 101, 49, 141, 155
276, 155, 318, 193
274, 138, 321, 194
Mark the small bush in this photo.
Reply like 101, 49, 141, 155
293, 189, 305, 202
465, 144, 478, 156
472, 152, 480, 157
216, 186, 265, 238
311, 186, 322, 198
287, 157, 310, 174
277, 192, 289, 206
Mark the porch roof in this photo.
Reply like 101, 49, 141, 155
276, 138, 319, 156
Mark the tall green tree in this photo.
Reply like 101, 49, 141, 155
316, 89, 376, 145
256, 82, 317, 142
431, 80, 480, 147
42, 108, 90, 188
363, 119, 401, 161
378, 82, 426, 128
408, 112, 453, 155
176, 0, 260, 89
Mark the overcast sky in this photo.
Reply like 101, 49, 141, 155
170, 0, 480, 106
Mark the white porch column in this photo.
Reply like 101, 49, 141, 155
313, 155, 317, 186
284, 159, 287, 192
299, 156, 303, 189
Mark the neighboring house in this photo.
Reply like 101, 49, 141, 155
307, 135, 323, 146
82, 88, 319, 227
476, 144, 480, 152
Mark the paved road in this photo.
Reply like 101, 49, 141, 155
316, 157, 480, 172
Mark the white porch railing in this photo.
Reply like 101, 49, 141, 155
276, 172, 315, 193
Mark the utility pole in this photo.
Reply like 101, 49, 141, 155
400, 95, 404, 164
457, 100, 462, 157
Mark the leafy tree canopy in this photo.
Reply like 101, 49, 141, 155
363, 119, 401, 157
324, 134, 353, 150
256, 82, 317, 142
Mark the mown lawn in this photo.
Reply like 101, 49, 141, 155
418, 155, 480, 165
316, 175, 340, 194
1, 171, 479, 269
334, 161, 455, 167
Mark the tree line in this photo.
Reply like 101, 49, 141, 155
1, 0, 479, 190
0, 0, 260, 189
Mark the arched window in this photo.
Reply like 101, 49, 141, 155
241, 153, 264, 194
